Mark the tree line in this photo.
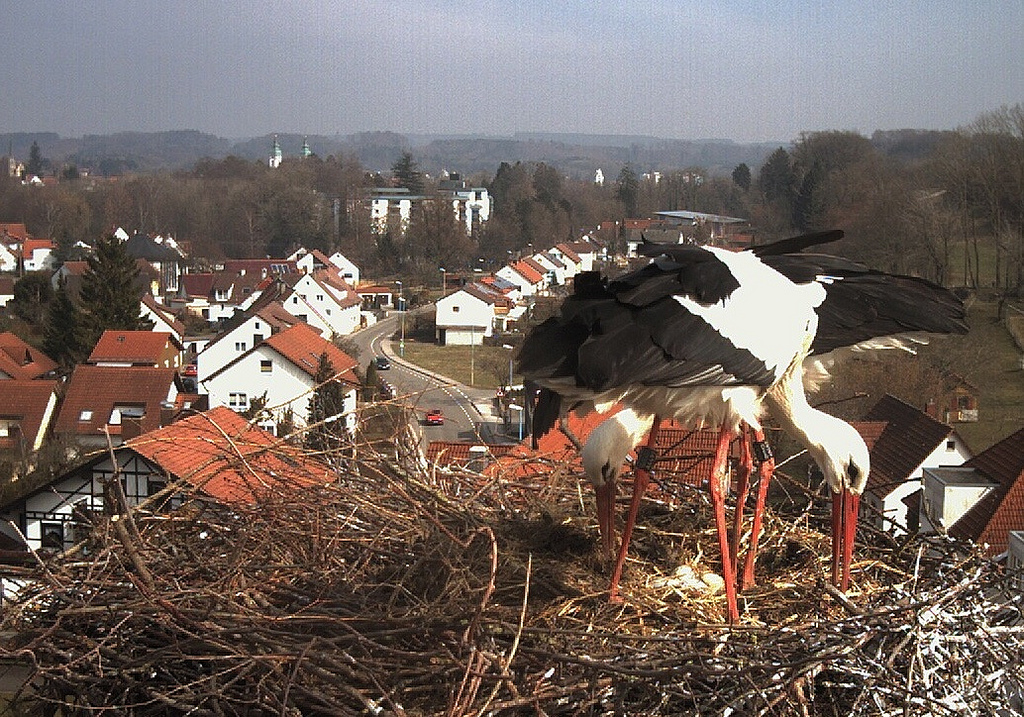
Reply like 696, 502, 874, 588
3, 104, 1024, 291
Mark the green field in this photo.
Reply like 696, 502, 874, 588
397, 337, 519, 390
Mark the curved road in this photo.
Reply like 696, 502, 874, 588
351, 312, 506, 444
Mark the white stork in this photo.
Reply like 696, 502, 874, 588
518, 229, 968, 622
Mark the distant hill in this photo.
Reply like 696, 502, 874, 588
0, 128, 952, 180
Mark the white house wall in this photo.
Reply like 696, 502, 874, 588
198, 315, 270, 385
204, 346, 357, 436
496, 266, 535, 297
876, 436, 972, 536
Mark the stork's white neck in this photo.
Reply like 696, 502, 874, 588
764, 371, 870, 494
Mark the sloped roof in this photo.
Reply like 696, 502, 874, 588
522, 257, 548, 276
849, 421, 889, 452
510, 260, 544, 284
141, 294, 186, 337
0, 379, 57, 450
222, 259, 298, 276
0, 276, 14, 297
486, 408, 741, 490
88, 330, 181, 365
21, 238, 54, 258
263, 323, 359, 383
0, 223, 29, 241
123, 406, 331, 504
0, 332, 58, 380
54, 365, 178, 438
125, 232, 181, 262
181, 273, 215, 297
949, 426, 1024, 555
555, 243, 582, 263
862, 394, 953, 497
462, 282, 509, 306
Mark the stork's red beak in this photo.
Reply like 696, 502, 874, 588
831, 490, 860, 591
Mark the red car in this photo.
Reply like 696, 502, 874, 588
425, 409, 445, 426
183, 363, 198, 377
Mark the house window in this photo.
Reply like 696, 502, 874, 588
253, 334, 264, 345
235, 342, 246, 352
78, 410, 94, 422
0, 420, 15, 438
41, 522, 64, 550
452, 306, 460, 313
946, 440, 956, 451
957, 395, 972, 409
229, 392, 248, 408
109, 404, 145, 425
293, 297, 299, 304
260, 360, 273, 373
316, 294, 324, 301
254, 321, 261, 330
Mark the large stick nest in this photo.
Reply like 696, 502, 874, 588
1, 445, 1022, 716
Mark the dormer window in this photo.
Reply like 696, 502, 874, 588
109, 404, 145, 425
78, 410, 93, 422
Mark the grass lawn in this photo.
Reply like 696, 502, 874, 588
950, 298, 1024, 450
398, 337, 518, 390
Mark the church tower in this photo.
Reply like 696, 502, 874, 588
269, 134, 282, 168
301, 136, 311, 158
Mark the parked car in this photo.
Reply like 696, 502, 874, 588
183, 363, 198, 377
375, 356, 391, 370
425, 409, 444, 426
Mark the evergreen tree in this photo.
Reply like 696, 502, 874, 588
391, 152, 424, 194
306, 352, 347, 453
731, 163, 752, 191
43, 277, 89, 372
26, 141, 44, 176
78, 235, 153, 350
616, 165, 640, 218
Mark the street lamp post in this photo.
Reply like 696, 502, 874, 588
501, 344, 514, 391
502, 344, 522, 439
395, 280, 405, 357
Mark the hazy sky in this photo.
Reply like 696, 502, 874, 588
4, 1, 1022, 143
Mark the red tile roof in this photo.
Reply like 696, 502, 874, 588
0, 223, 29, 241
181, 273, 215, 298
510, 260, 544, 284
949, 426, 1024, 555
123, 406, 331, 504
88, 330, 181, 365
54, 365, 178, 438
485, 408, 741, 490
861, 394, 954, 497
849, 421, 889, 452
21, 238, 54, 259
0, 380, 58, 450
555, 243, 582, 263
0, 332, 58, 380
263, 323, 359, 383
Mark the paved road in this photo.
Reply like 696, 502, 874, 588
351, 312, 512, 444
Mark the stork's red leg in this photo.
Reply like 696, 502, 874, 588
709, 425, 740, 623
607, 417, 661, 602
740, 429, 774, 589
831, 490, 860, 591
594, 480, 617, 561
730, 426, 752, 577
